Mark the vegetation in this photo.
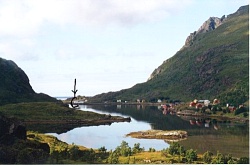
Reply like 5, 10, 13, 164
24, 133, 250, 164
0, 102, 130, 133
89, 5, 249, 106
1, 125, 248, 164
0, 102, 106, 121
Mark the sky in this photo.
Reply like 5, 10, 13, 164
0, 0, 248, 97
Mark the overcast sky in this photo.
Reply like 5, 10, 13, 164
0, 0, 248, 97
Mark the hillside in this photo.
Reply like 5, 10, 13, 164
0, 57, 57, 105
90, 5, 249, 105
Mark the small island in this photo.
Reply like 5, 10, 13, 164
126, 130, 187, 142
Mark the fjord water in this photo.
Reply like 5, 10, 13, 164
49, 104, 249, 157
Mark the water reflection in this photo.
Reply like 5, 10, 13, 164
47, 104, 248, 157
48, 105, 170, 151
85, 104, 249, 157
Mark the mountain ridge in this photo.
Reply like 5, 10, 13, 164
0, 57, 57, 105
90, 5, 249, 105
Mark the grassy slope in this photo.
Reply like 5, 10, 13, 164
90, 6, 249, 104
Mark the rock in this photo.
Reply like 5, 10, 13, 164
0, 115, 26, 144
185, 16, 225, 47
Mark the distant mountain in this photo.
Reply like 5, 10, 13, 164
90, 5, 249, 105
0, 57, 57, 105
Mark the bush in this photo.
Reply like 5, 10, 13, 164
237, 157, 249, 164
185, 149, 197, 163
202, 151, 213, 163
211, 151, 234, 164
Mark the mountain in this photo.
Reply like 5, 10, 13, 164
90, 5, 249, 105
0, 57, 57, 105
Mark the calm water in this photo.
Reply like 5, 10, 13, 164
49, 105, 169, 150
49, 104, 249, 157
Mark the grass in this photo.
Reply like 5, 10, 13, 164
118, 152, 167, 164
0, 102, 129, 133
27, 131, 88, 152
0, 102, 106, 121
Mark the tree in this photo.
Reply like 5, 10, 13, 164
107, 150, 119, 164
114, 141, 131, 157
98, 146, 107, 153
149, 147, 156, 152
168, 142, 184, 155
68, 145, 79, 161
132, 143, 144, 154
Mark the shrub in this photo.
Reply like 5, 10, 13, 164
202, 151, 213, 163
237, 157, 249, 164
185, 149, 197, 163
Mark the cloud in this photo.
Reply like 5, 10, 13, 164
0, 0, 193, 36
0, 0, 193, 61
0, 38, 38, 61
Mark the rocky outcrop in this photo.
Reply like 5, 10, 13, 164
0, 115, 50, 163
185, 16, 225, 47
0, 115, 26, 145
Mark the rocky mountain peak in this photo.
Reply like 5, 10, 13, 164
184, 16, 225, 47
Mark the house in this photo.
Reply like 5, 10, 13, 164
228, 106, 236, 112
196, 103, 203, 109
198, 100, 210, 106
117, 100, 122, 103
189, 101, 196, 107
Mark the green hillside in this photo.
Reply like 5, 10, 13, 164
0, 57, 57, 105
91, 5, 249, 105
